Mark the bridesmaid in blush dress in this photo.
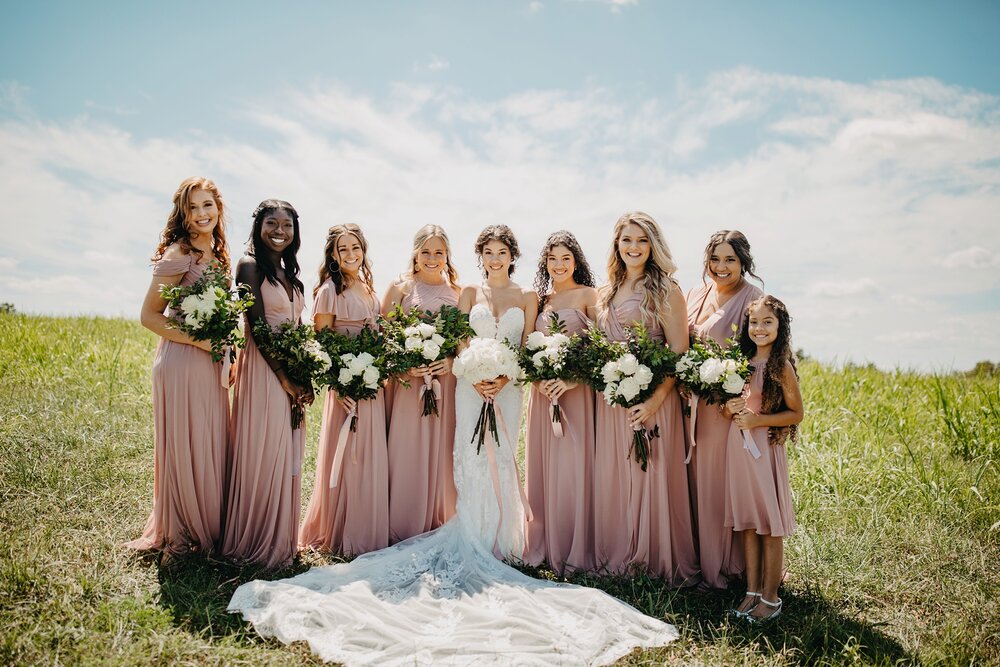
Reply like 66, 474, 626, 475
223, 200, 313, 569
382, 225, 461, 543
685, 230, 763, 589
523, 231, 598, 575
128, 176, 231, 560
592, 212, 699, 585
299, 224, 389, 557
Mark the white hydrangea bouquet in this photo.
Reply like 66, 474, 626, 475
675, 332, 754, 461
517, 314, 574, 435
159, 263, 254, 362
452, 337, 520, 454
252, 320, 332, 429
316, 325, 388, 433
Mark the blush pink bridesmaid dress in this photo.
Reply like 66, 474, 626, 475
685, 280, 762, 588
126, 255, 228, 557
223, 277, 305, 569
385, 281, 459, 543
523, 308, 595, 575
592, 292, 699, 585
299, 280, 389, 556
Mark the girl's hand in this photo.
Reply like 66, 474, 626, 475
542, 379, 576, 401
299, 387, 315, 407
429, 358, 451, 376
336, 392, 357, 413
473, 380, 493, 400
733, 409, 761, 429
279, 374, 309, 404
228, 360, 238, 387
408, 365, 431, 379
678, 386, 691, 401
724, 397, 747, 418
474, 376, 509, 400
627, 397, 661, 430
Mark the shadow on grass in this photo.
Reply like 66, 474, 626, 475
151, 554, 912, 664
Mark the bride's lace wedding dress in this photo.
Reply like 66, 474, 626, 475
228, 305, 678, 665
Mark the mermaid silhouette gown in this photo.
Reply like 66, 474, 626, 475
228, 304, 678, 666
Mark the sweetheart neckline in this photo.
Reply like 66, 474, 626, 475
470, 303, 524, 323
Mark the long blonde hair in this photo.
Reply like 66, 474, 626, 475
598, 211, 678, 327
315, 224, 374, 297
406, 224, 460, 286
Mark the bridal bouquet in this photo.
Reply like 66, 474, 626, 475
574, 324, 679, 471
251, 320, 331, 428
381, 304, 473, 416
159, 263, 254, 362
315, 324, 389, 432
517, 314, 575, 435
451, 337, 520, 454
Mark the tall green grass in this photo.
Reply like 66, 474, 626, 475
1, 314, 997, 665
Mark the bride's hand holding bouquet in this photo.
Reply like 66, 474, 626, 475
451, 337, 520, 454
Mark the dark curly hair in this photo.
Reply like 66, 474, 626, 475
247, 199, 304, 295
532, 230, 596, 310
701, 230, 763, 286
738, 295, 798, 446
474, 225, 519, 277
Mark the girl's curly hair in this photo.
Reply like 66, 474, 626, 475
738, 295, 798, 446
153, 176, 230, 270
532, 230, 596, 310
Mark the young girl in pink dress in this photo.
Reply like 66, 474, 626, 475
523, 231, 598, 575
129, 177, 231, 561
223, 199, 313, 569
299, 224, 389, 556
724, 295, 803, 621
592, 212, 699, 584
382, 225, 462, 543
685, 230, 764, 589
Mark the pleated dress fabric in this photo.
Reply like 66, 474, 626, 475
523, 308, 595, 575
223, 277, 306, 569
685, 280, 762, 587
299, 281, 389, 556
592, 292, 699, 584
126, 255, 228, 556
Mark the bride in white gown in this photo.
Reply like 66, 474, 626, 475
228, 226, 678, 665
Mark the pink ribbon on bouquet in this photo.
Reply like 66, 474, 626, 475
548, 398, 564, 438
684, 394, 698, 464
329, 403, 358, 488
484, 400, 534, 552
741, 427, 762, 459
420, 375, 441, 403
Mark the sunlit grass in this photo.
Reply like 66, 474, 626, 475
1, 313, 996, 665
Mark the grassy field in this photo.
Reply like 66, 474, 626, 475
1, 312, 997, 665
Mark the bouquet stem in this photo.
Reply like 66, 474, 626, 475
549, 399, 564, 438
472, 398, 500, 454
420, 375, 440, 417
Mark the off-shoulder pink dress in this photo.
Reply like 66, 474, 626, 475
685, 280, 762, 588
592, 292, 698, 584
524, 308, 595, 575
299, 281, 389, 556
386, 281, 459, 543
126, 255, 228, 556
223, 277, 306, 569
725, 361, 796, 536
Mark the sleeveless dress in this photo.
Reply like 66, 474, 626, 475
523, 308, 595, 575
228, 304, 678, 666
725, 361, 796, 536
126, 255, 228, 556
592, 292, 699, 584
386, 280, 460, 543
685, 280, 762, 588
299, 281, 389, 557
223, 277, 305, 569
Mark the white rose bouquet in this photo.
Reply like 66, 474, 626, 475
516, 314, 575, 435
251, 320, 331, 429
381, 304, 474, 416
159, 262, 254, 362
315, 324, 389, 433
451, 337, 520, 454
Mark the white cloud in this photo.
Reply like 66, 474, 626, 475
528, 1, 544, 12
2, 67, 999, 370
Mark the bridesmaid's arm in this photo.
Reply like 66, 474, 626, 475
458, 285, 477, 315
139, 248, 212, 352
380, 280, 406, 317
314, 313, 335, 332
735, 361, 804, 430
626, 287, 689, 428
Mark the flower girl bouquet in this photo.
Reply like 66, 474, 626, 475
251, 320, 331, 429
451, 337, 520, 454
675, 331, 755, 460
517, 314, 575, 436
159, 263, 254, 362
382, 304, 473, 416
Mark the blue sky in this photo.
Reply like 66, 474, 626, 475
2, 1, 999, 369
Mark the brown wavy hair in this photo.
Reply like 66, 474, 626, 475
738, 295, 799, 446
152, 176, 230, 270
316, 224, 374, 297
701, 229, 763, 286
474, 225, 520, 278
598, 211, 677, 328
406, 224, 460, 286
532, 230, 596, 310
